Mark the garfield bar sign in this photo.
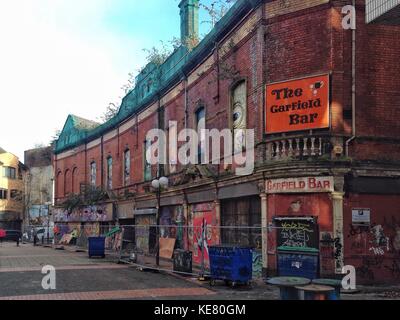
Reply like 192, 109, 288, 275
266, 177, 334, 194
265, 74, 330, 134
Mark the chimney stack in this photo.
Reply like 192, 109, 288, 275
179, 0, 199, 45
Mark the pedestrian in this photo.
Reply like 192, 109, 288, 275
0, 228, 6, 246
33, 229, 37, 246
16, 232, 20, 247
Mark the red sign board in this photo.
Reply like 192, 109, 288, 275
265, 74, 330, 134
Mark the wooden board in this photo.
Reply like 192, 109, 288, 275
159, 238, 176, 259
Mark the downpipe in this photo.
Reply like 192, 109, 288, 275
345, 0, 357, 157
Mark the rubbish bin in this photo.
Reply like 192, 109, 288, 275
173, 250, 193, 274
277, 247, 319, 280
88, 237, 106, 258
209, 245, 253, 286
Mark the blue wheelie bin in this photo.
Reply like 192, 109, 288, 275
209, 245, 253, 287
88, 237, 106, 258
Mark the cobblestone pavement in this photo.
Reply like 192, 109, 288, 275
1, 242, 399, 300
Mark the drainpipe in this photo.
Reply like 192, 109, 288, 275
101, 136, 104, 188
183, 74, 188, 130
345, 0, 356, 157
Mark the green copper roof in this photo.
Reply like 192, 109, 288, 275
55, 0, 262, 154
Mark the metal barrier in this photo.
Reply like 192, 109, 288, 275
117, 224, 263, 279
24, 221, 325, 282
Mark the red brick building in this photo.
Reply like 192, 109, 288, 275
53, 0, 400, 283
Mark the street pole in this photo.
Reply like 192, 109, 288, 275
47, 205, 50, 245
156, 187, 160, 267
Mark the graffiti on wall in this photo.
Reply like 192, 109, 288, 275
347, 215, 400, 280
135, 215, 156, 254
252, 250, 263, 278
191, 211, 218, 266
54, 204, 112, 223
275, 219, 319, 249
159, 206, 185, 250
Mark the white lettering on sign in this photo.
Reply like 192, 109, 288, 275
266, 177, 334, 194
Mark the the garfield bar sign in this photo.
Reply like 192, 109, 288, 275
266, 177, 334, 194
265, 74, 330, 134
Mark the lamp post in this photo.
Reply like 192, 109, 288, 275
152, 177, 169, 267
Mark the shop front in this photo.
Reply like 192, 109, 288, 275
265, 176, 336, 278
53, 203, 114, 245
134, 199, 157, 255
219, 182, 262, 277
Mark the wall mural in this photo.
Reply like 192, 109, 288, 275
54, 204, 112, 223
188, 203, 219, 267
159, 206, 185, 250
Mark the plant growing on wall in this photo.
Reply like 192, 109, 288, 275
61, 186, 109, 213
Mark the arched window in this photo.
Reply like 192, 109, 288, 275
64, 169, 71, 196
90, 162, 97, 187
56, 171, 63, 198
196, 106, 206, 164
144, 139, 153, 182
72, 167, 78, 194
123, 149, 131, 186
106, 157, 113, 190
231, 80, 247, 152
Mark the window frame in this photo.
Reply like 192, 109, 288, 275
195, 105, 206, 164
123, 149, 131, 186
2, 166, 17, 179
90, 162, 97, 187
106, 156, 113, 190
144, 139, 152, 182
0, 189, 8, 200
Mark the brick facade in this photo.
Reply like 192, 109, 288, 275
53, 0, 400, 283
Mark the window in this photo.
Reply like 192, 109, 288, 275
221, 196, 261, 248
231, 81, 247, 153
144, 139, 152, 182
0, 189, 7, 200
124, 149, 131, 186
90, 162, 97, 187
158, 107, 166, 177
72, 167, 78, 194
106, 157, 113, 190
10, 190, 22, 201
64, 169, 71, 195
57, 171, 63, 197
169, 122, 178, 174
196, 107, 206, 164
2, 166, 16, 179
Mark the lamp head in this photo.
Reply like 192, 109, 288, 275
159, 176, 169, 188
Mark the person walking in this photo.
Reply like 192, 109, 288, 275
0, 228, 6, 246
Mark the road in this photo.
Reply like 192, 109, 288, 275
1, 242, 399, 300
0, 242, 279, 300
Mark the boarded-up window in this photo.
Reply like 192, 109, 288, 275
221, 196, 261, 248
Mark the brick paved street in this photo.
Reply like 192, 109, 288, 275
1, 243, 400, 300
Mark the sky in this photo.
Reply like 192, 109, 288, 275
0, 0, 219, 160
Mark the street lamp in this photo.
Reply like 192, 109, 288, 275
152, 176, 169, 267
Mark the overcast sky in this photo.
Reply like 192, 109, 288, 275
0, 0, 216, 160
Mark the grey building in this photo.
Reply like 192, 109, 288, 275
24, 147, 54, 226
366, 0, 400, 24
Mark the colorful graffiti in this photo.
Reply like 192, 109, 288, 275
135, 215, 156, 254
252, 250, 263, 278
54, 204, 112, 223
191, 211, 218, 266
159, 206, 185, 250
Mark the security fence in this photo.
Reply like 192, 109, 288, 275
33, 219, 329, 283
117, 224, 264, 279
